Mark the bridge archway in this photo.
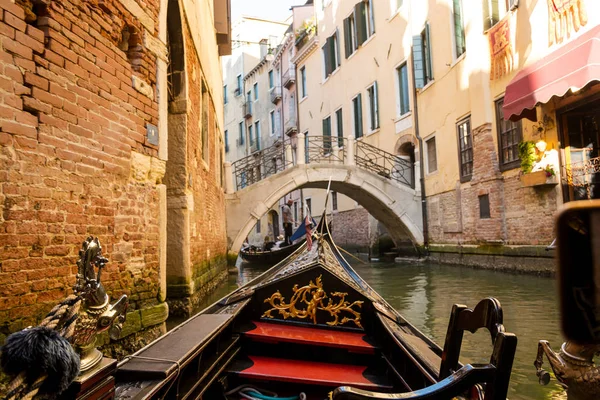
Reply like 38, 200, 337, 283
225, 164, 423, 255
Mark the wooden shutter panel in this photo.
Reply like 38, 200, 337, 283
355, 2, 367, 46
323, 42, 331, 76
328, 35, 336, 72
412, 34, 425, 89
343, 18, 351, 58
335, 29, 341, 67
425, 23, 433, 80
374, 81, 379, 128
356, 94, 363, 138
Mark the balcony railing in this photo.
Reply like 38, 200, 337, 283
270, 86, 282, 104
284, 116, 297, 136
243, 102, 252, 119
232, 139, 293, 190
282, 68, 296, 89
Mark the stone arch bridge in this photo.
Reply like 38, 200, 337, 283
224, 135, 424, 255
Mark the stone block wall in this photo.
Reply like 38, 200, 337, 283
330, 207, 370, 250
0, 0, 168, 342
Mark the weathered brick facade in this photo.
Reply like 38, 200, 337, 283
426, 122, 557, 271
0, 0, 229, 343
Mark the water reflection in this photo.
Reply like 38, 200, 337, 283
181, 260, 566, 400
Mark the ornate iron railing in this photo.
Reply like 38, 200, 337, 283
355, 141, 414, 188
306, 136, 346, 165
231, 137, 415, 191
232, 139, 292, 190
562, 156, 600, 200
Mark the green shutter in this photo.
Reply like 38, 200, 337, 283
412, 34, 424, 89
373, 81, 379, 129
453, 0, 465, 57
323, 117, 332, 152
335, 29, 341, 67
343, 18, 351, 58
355, 2, 367, 46
425, 23, 433, 81
354, 94, 363, 138
322, 43, 331, 77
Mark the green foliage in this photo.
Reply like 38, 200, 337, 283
518, 141, 537, 174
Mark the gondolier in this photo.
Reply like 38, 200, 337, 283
282, 199, 295, 246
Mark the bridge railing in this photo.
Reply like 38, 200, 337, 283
229, 134, 415, 192
305, 136, 346, 165
232, 138, 293, 190
355, 140, 415, 188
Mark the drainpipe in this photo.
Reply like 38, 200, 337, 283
410, 52, 429, 255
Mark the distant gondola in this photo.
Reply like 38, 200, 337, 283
239, 218, 316, 266
115, 211, 517, 400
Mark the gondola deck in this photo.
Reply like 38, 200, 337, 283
114, 214, 517, 400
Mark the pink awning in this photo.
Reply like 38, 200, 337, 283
503, 24, 600, 122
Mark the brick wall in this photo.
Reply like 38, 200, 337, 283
0, 0, 165, 337
427, 122, 556, 248
183, 22, 227, 296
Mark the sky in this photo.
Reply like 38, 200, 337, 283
231, 0, 306, 23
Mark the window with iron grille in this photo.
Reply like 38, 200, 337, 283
457, 117, 472, 181
495, 98, 522, 170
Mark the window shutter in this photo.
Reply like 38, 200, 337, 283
356, 94, 363, 138
425, 23, 433, 80
328, 36, 336, 72
374, 81, 379, 128
343, 18, 351, 58
323, 43, 331, 77
368, 0, 375, 35
335, 29, 341, 67
412, 34, 425, 89
355, 2, 367, 46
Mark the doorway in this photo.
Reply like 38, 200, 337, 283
560, 99, 600, 201
269, 210, 280, 240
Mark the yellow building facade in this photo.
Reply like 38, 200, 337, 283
292, 0, 600, 267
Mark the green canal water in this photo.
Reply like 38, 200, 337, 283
193, 260, 567, 400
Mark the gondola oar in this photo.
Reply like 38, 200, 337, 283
337, 244, 368, 264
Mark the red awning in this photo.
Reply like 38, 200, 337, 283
503, 24, 600, 122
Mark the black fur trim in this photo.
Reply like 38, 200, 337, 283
1, 326, 80, 397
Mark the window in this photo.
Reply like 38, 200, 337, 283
397, 63, 410, 115
322, 31, 340, 78
457, 117, 472, 181
270, 110, 275, 136
249, 124, 254, 146
453, 0, 466, 58
300, 66, 307, 98
343, 0, 374, 58
268, 70, 274, 89
335, 108, 343, 147
254, 121, 261, 150
483, 0, 500, 31
332, 191, 338, 211
236, 74, 242, 93
426, 136, 437, 173
239, 121, 245, 145
256, 220, 261, 233
253, 82, 258, 101
479, 194, 491, 219
343, 12, 357, 58
412, 23, 433, 89
246, 91, 252, 113
225, 130, 229, 153
306, 198, 312, 214
353, 94, 363, 138
323, 116, 332, 154
223, 85, 228, 104
367, 82, 379, 131
495, 98, 522, 170
395, 0, 403, 11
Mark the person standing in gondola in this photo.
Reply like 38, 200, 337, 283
282, 199, 295, 246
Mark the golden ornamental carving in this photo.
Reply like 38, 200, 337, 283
262, 275, 363, 328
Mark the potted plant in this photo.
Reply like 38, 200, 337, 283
518, 140, 558, 187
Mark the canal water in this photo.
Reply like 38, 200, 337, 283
193, 260, 566, 400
